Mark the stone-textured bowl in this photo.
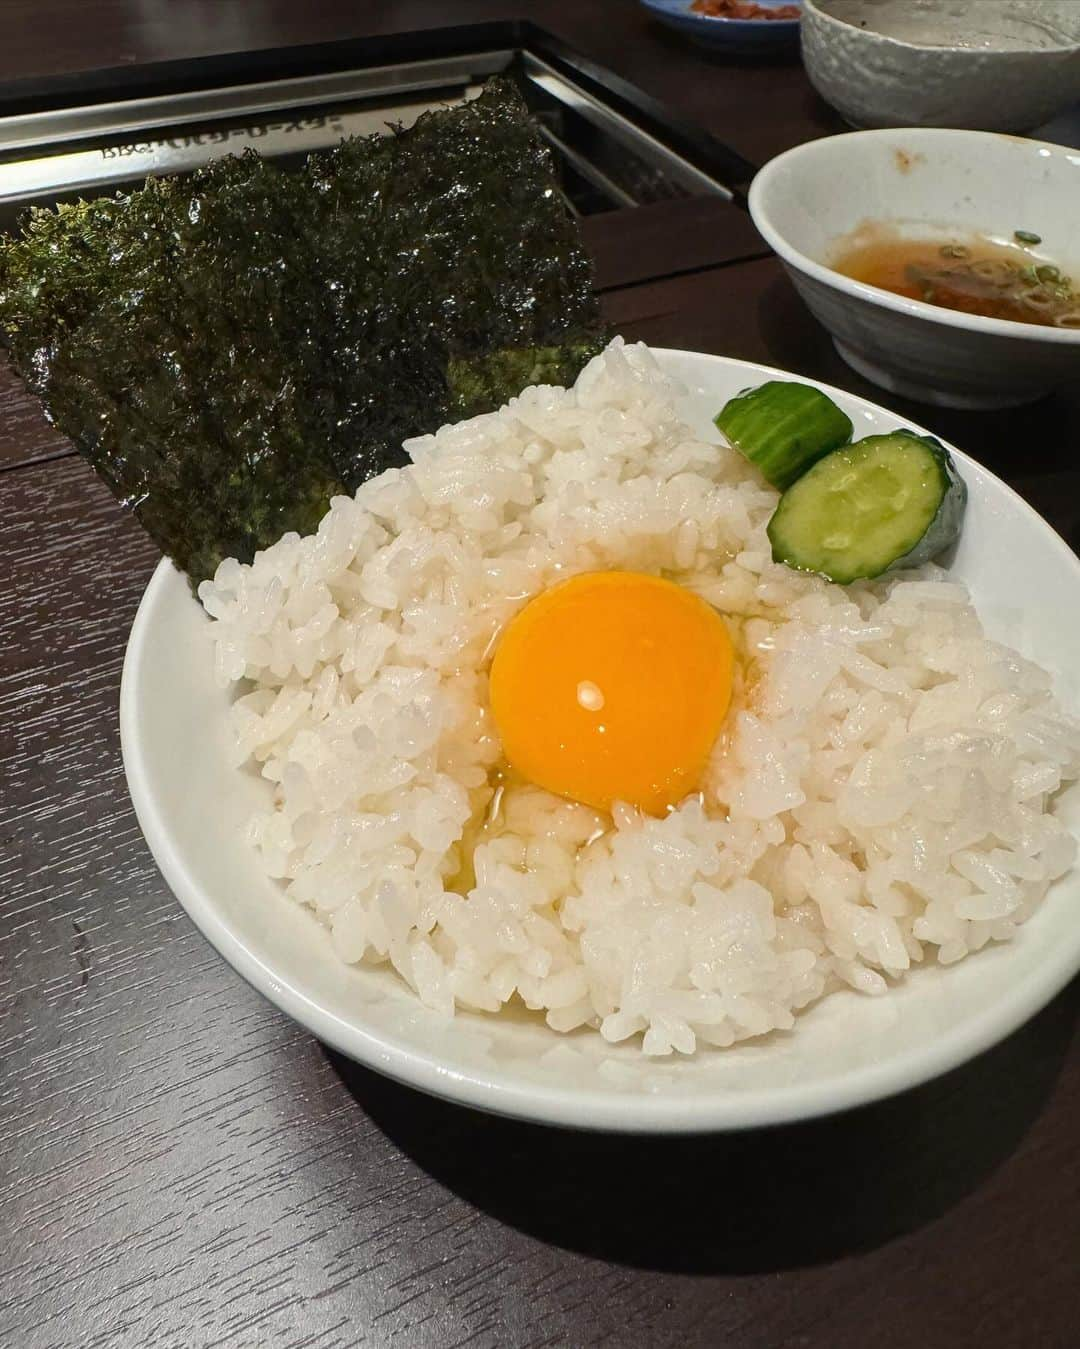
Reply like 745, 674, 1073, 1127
802, 0, 1080, 132
749, 127, 1080, 408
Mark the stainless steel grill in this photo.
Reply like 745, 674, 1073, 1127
0, 27, 755, 227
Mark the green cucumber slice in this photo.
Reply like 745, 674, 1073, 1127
766, 431, 967, 584
715, 381, 853, 489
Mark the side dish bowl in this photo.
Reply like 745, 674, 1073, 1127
801, 0, 1080, 133
639, 0, 802, 55
749, 128, 1080, 408
120, 350, 1080, 1133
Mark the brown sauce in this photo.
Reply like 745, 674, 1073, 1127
832, 228, 1080, 329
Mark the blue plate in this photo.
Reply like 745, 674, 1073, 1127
639, 0, 802, 54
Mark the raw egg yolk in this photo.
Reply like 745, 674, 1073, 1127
489, 571, 734, 816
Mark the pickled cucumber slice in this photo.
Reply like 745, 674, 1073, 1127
715, 381, 853, 489
766, 431, 967, 584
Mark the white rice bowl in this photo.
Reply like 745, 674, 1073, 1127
197, 340, 1080, 1059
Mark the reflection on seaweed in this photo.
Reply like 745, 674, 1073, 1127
0, 81, 605, 584
327, 979, 1078, 1274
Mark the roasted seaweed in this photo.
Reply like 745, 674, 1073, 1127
0, 161, 346, 582
0, 81, 606, 582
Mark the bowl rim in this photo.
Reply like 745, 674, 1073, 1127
801, 0, 1080, 55
120, 349, 1080, 1133
748, 128, 1080, 346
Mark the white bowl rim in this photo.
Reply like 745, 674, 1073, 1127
802, 0, 1080, 55
120, 350, 1080, 1133
748, 128, 1080, 347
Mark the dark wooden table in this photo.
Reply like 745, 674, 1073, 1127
3, 5, 1079, 1347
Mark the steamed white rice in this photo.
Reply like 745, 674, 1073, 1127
199, 340, 1080, 1056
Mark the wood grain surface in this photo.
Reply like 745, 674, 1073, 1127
0, 360, 63, 470
3, 5, 1080, 1348
3, 463, 1079, 1348
581, 199, 768, 294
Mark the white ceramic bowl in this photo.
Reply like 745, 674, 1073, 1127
801, 0, 1080, 133
120, 349, 1080, 1133
749, 128, 1080, 408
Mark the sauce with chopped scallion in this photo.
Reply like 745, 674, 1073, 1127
832, 227, 1080, 329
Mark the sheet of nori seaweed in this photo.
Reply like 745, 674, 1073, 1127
0, 162, 346, 583
0, 81, 606, 583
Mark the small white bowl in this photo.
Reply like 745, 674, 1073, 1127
749, 127, 1080, 408
802, 0, 1080, 133
120, 349, 1080, 1133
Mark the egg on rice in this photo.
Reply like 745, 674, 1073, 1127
198, 341, 1080, 1056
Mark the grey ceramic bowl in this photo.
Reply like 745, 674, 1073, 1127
748, 127, 1080, 408
802, 0, 1080, 132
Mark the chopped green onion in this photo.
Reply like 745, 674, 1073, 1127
1014, 229, 1042, 245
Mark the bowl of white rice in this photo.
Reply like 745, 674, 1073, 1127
120, 342, 1080, 1131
